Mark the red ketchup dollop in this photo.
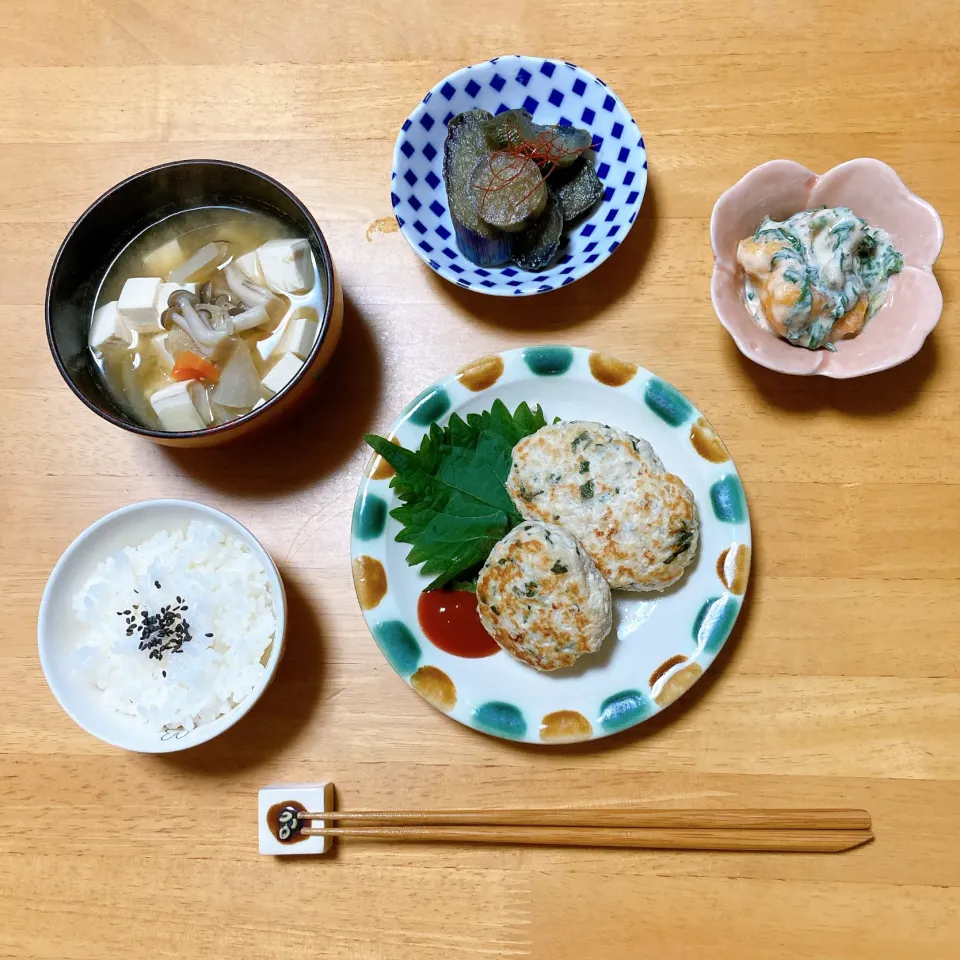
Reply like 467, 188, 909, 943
417, 590, 500, 658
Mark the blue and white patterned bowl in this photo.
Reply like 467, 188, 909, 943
391, 56, 648, 296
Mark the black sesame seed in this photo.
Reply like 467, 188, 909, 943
205, 632, 213, 638
162, 670, 166, 678
155, 581, 161, 589
124, 593, 197, 664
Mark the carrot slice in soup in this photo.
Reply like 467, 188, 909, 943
171, 351, 220, 384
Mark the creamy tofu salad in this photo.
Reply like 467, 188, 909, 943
737, 206, 904, 350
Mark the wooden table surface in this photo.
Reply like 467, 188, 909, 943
2, 2, 959, 957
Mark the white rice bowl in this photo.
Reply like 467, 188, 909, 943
71, 520, 276, 732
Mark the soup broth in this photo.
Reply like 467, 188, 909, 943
91, 206, 325, 431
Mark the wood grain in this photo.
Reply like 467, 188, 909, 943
1, 0, 959, 957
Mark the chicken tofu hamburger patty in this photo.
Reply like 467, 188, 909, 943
506, 421, 699, 591
476, 521, 612, 671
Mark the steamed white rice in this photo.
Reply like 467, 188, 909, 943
72, 520, 276, 731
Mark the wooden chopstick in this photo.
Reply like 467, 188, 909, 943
296, 808, 872, 831
302, 824, 873, 853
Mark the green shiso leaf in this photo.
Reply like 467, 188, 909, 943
364, 400, 547, 590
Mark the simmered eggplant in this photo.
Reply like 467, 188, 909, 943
481, 109, 539, 151
441, 108, 604, 272
513, 193, 564, 271
553, 158, 605, 222
541, 124, 593, 168
470, 155, 547, 232
442, 110, 513, 266
482, 110, 593, 168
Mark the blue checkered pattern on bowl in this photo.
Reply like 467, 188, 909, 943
391, 55, 647, 297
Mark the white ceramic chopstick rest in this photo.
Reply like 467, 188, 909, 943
258, 782, 335, 855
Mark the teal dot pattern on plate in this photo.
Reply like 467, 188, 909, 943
710, 475, 747, 523
598, 690, 651, 732
523, 346, 574, 377
693, 595, 740, 655
353, 492, 387, 541
372, 621, 421, 676
406, 386, 452, 427
473, 701, 527, 739
644, 378, 694, 427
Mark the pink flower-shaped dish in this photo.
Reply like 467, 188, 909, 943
711, 159, 944, 377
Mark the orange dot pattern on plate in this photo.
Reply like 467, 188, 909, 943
716, 543, 751, 595
458, 355, 505, 392
649, 654, 687, 689
410, 665, 457, 712
690, 417, 730, 463
539, 710, 593, 743
365, 432, 398, 480
654, 661, 703, 708
352, 555, 387, 610
588, 351, 638, 387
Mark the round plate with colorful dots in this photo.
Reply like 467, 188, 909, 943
351, 346, 751, 744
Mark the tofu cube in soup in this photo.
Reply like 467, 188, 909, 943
261, 351, 304, 396
141, 236, 185, 277
235, 251, 264, 283
118, 277, 163, 332
150, 380, 213, 432
257, 239, 314, 295
279, 311, 318, 360
89, 300, 131, 351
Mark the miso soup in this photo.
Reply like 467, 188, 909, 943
90, 206, 325, 431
